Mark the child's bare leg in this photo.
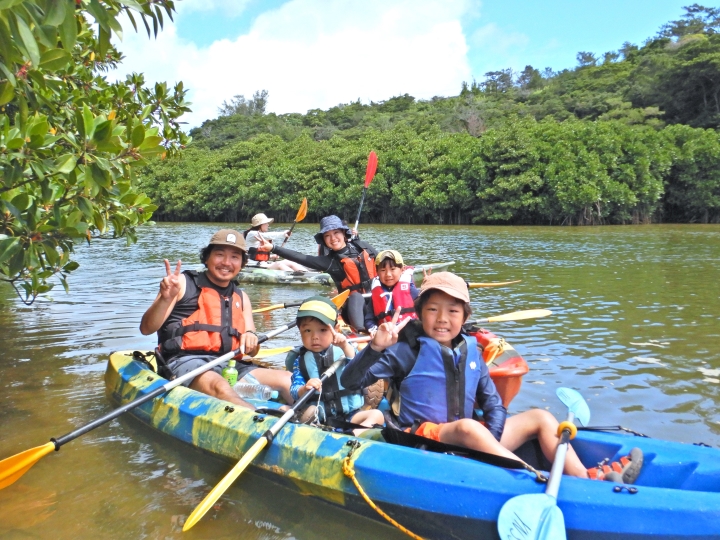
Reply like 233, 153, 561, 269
286, 261, 308, 271
349, 409, 384, 435
501, 409, 588, 478
353, 409, 384, 427
438, 419, 520, 461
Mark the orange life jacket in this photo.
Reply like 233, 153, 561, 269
252, 249, 270, 262
159, 272, 246, 359
336, 245, 377, 293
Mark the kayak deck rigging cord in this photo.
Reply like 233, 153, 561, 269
342, 440, 424, 540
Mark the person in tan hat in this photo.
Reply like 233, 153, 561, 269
243, 213, 307, 272
341, 271, 642, 483
139, 229, 292, 408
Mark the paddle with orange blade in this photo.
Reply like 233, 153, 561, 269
280, 197, 308, 248
0, 324, 300, 491
353, 151, 378, 235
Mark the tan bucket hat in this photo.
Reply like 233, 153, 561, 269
419, 272, 470, 303
208, 229, 247, 252
251, 213, 274, 227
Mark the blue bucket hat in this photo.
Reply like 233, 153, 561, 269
314, 215, 351, 244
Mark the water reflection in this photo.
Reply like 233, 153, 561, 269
1, 223, 719, 538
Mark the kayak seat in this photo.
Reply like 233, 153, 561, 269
634, 457, 701, 490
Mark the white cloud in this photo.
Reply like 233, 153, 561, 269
109, 0, 473, 128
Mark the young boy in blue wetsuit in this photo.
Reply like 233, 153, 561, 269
341, 272, 643, 483
364, 250, 419, 335
288, 296, 385, 430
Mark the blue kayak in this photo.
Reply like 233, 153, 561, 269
106, 351, 720, 539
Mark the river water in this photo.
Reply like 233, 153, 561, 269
1, 223, 719, 539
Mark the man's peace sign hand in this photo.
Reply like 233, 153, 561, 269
159, 259, 182, 301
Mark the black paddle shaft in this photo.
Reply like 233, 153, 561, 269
50, 328, 286, 449
353, 188, 368, 232
280, 221, 298, 248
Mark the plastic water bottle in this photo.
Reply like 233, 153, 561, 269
233, 382, 278, 400
221, 359, 238, 386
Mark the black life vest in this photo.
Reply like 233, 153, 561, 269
320, 239, 377, 293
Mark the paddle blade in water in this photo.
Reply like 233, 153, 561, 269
183, 437, 269, 531
486, 309, 552, 323
0, 442, 55, 490
296, 197, 308, 222
556, 387, 591, 427
364, 151, 378, 188
469, 280, 522, 288
498, 493, 566, 540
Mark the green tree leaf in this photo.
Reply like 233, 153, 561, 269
59, 0, 77, 51
39, 48, 72, 71
0, 236, 21, 265
54, 154, 77, 174
0, 80, 14, 106
13, 13, 40, 67
43, 0, 67, 26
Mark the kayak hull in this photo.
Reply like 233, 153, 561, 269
237, 261, 454, 286
106, 352, 720, 539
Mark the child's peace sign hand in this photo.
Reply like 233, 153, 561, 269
329, 324, 347, 347
159, 259, 182, 301
370, 308, 411, 352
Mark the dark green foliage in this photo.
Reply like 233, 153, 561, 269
145, 5, 720, 227
0, 0, 189, 304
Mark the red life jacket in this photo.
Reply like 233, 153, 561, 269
370, 267, 416, 324
158, 272, 246, 359
337, 247, 377, 293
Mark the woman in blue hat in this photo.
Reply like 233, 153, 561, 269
254, 215, 378, 330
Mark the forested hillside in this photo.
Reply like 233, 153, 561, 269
140, 5, 720, 225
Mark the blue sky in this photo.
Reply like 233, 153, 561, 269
113, 0, 696, 127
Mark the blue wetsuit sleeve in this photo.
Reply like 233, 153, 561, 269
475, 362, 507, 441
290, 356, 306, 401
363, 298, 378, 334
341, 343, 413, 390
410, 281, 419, 299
